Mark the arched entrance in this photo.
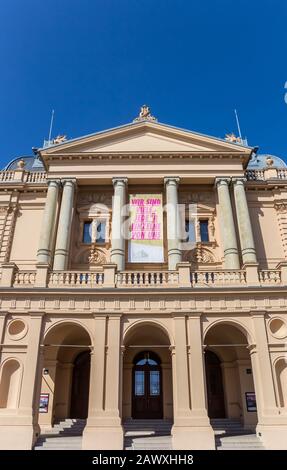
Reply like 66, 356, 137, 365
39, 322, 92, 427
204, 322, 258, 428
132, 351, 163, 419
205, 350, 225, 418
123, 322, 173, 421
70, 351, 91, 418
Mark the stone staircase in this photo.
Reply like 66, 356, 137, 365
211, 419, 265, 450
34, 419, 86, 450
123, 419, 173, 450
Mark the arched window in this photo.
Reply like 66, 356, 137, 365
133, 351, 161, 366
0, 359, 21, 409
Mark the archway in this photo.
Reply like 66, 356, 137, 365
204, 322, 258, 428
39, 322, 92, 427
123, 322, 173, 420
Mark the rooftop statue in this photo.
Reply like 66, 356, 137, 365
225, 133, 242, 144
133, 105, 158, 122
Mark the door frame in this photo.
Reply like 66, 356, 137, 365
132, 351, 163, 419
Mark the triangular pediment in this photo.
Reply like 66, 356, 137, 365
40, 121, 252, 157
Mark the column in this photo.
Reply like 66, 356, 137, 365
53, 179, 76, 270
110, 177, 128, 271
250, 312, 277, 416
249, 311, 287, 448
164, 177, 182, 270
82, 314, 123, 450
233, 178, 257, 264
37, 180, 60, 264
187, 314, 210, 417
172, 315, 215, 449
215, 178, 240, 269
4, 312, 45, 450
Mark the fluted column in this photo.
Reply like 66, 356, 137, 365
215, 178, 240, 269
53, 179, 76, 270
37, 180, 60, 265
111, 177, 128, 271
233, 178, 257, 264
164, 176, 182, 270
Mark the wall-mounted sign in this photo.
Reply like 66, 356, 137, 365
39, 393, 49, 413
128, 194, 164, 263
245, 392, 257, 412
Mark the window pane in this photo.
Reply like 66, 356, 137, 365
200, 220, 209, 242
83, 222, 92, 243
150, 371, 160, 396
185, 219, 196, 242
96, 221, 106, 244
135, 371, 145, 396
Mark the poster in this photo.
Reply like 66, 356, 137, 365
245, 392, 257, 412
39, 393, 49, 413
128, 194, 164, 263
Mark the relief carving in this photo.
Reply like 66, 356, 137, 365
183, 245, 215, 264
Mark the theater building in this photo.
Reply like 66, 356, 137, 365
0, 107, 287, 450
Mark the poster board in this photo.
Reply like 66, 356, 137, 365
245, 392, 257, 412
39, 393, 49, 413
128, 194, 164, 263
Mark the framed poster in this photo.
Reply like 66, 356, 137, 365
128, 194, 164, 263
245, 392, 257, 412
39, 393, 49, 413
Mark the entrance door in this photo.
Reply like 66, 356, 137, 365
70, 350, 90, 418
132, 351, 163, 419
205, 350, 225, 418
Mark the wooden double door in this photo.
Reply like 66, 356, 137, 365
132, 351, 163, 419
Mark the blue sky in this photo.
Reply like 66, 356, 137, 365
0, 0, 286, 167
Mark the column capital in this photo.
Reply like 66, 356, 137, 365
112, 177, 128, 187
46, 179, 61, 188
232, 177, 247, 186
164, 176, 180, 186
61, 178, 77, 187
214, 177, 231, 188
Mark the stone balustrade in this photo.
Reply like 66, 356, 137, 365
190, 270, 246, 286
0, 265, 285, 288
48, 271, 104, 287
245, 168, 287, 181
259, 270, 281, 284
0, 170, 47, 184
14, 270, 36, 285
117, 270, 179, 287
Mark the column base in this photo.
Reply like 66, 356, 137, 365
257, 424, 287, 449
0, 424, 39, 450
172, 425, 215, 450
82, 424, 124, 450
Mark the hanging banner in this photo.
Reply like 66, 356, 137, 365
128, 194, 164, 263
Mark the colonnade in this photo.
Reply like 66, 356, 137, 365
36, 176, 257, 270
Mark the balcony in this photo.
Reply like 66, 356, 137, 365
0, 262, 286, 289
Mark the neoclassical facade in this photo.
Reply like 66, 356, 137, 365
0, 108, 287, 450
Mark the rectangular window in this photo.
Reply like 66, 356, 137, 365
96, 221, 106, 244
83, 221, 92, 243
200, 220, 209, 242
150, 371, 160, 396
185, 219, 196, 243
135, 371, 145, 396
